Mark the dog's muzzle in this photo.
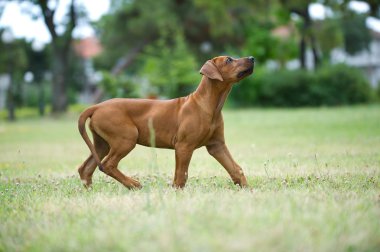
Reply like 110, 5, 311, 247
237, 56, 255, 78
237, 67, 254, 78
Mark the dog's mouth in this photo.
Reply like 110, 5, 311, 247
237, 66, 254, 79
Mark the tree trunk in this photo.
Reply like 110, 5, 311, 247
310, 34, 320, 69
7, 74, 15, 121
37, 80, 45, 116
111, 40, 150, 75
297, 7, 309, 70
299, 34, 306, 69
6, 53, 15, 121
37, 0, 77, 114
51, 51, 68, 113
293, 5, 321, 70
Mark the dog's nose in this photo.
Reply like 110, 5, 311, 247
248, 56, 255, 63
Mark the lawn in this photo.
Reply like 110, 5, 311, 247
0, 105, 379, 251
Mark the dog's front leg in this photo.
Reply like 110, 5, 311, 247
173, 144, 194, 188
207, 143, 248, 187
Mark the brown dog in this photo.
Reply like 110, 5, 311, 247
78, 56, 254, 189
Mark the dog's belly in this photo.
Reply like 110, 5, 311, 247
134, 113, 216, 150
136, 124, 176, 149
114, 98, 182, 149
133, 111, 178, 149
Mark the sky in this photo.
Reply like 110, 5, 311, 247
0, 0, 110, 45
0, 0, 379, 46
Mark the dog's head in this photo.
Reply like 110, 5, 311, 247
200, 56, 254, 83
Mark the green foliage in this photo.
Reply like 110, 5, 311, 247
259, 69, 313, 107
1, 0, 378, 114
314, 18, 344, 58
57, 51, 89, 105
95, 0, 178, 71
242, 25, 278, 63
271, 36, 298, 67
341, 13, 371, 55
100, 71, 139, 98
376, 82, 380, 101
0, 31, 28, 74
95, 0, 283, 71
232, 68, 313, 107
24, 42, 50, 82
192, 0, 255, 38
95, 0, 377, 88
313, 64, 374, 105
231, 64, 374, 107
0, 106, 41, 120
139, 32, 199, 98
23, 82, 50, 107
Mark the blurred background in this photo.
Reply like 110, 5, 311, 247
0, 0, 379, 120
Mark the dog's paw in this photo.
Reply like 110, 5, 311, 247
80, 178, 92, 188
128, 179, 142, 190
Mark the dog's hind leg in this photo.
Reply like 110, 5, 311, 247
100, 141, 142, 189
99, 126, 142, 189
78, 131, 109, 187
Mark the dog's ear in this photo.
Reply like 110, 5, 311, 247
200, 60, 224, 81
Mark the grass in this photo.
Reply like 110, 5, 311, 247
0, 105, 379, 251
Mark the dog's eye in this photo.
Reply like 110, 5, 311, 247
226, 57, 233, 64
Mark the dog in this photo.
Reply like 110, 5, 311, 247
78, 56, 255, 189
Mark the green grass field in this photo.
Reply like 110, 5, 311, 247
1, 106, 379, 251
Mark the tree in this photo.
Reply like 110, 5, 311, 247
32, 0, 79, 113
279, 0, 321, 69
95, 0, 276, 74
139, 30, 199, 98
324, 0, 379, 18
0, 30, 28, 121
95, 0, 176, 74
322, 0, 374, 55
24, 42, 50, 116
313, 18, 343, 60
341, 12, 371, 55
366, 0, 380, 17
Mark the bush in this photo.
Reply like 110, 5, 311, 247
313, 64, 373, 105
100, 71, 139, 99
22, 81, 50, 109
231, 64, 373, 107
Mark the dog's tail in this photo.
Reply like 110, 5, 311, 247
78, 106, 104, 171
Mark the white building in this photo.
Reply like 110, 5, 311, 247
0, 74, 10, 109
331, 30, 380, 87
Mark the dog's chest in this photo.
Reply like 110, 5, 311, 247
196, 121, 219, 147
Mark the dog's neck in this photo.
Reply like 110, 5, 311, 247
192, 76, 233, 117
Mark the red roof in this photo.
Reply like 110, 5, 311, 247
271, 25, 293, 39
73, 37, 103, 59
